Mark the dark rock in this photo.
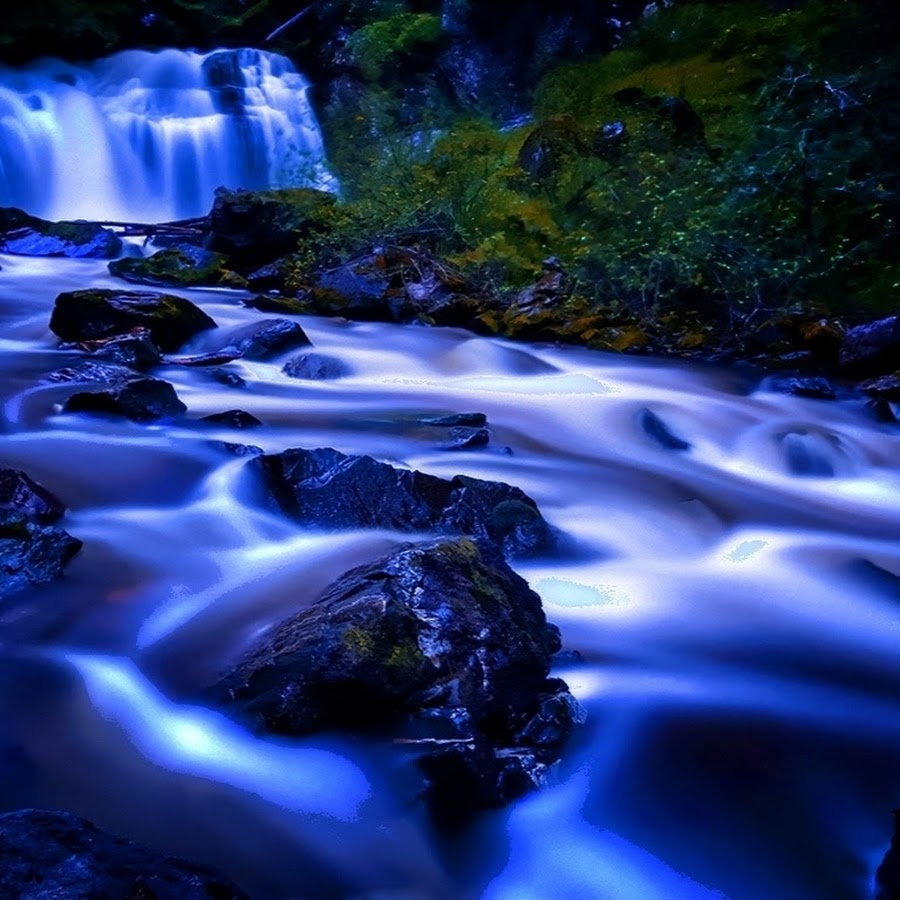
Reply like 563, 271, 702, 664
282, 352, 351, 380
211, 319, 313, 362
209, 368, 246, 389
768, 376, 837, 400
250, 447, 559, 559
246, 257, 299, 293
443, 426, 490, 451
0, 469, 81, 602
243, 294, 311, 316
0, 808, 248, 899
205, 187, 336, 270
876, 810, 900, 899
420, 413, 488, 428
862, 373, 900, 402
49, 289, 216, 353
47, 361, 140, 385
839, 316, 900, 376
0, 469, 66, 525
63, 374, 187, 422
640, 408, 691, 451
0, 207, 122, 258
214, 537, 582, 821
59, 328, 163, 371
108, 244, 231, 288
312, 261, 395, 320
201, 410, 262, 429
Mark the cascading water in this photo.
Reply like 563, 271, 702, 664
1, 254, 900, 898
0, 47, 333, 223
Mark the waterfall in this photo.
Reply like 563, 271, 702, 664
0, 48, 334, 223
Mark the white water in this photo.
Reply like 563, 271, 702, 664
1, 254, 900, 898
0, 48, 333, 222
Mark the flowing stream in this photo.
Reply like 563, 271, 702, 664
1, 253, 899, 898
1, 44, 900, 900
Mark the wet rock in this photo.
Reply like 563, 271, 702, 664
0, 469, 66, 524
839, 315, 900, 376
214, 537, 582, 822
59, 328, 163, 371
49, 289, 216, 353
205, 187, 337, 270
862, 373, 900, 402
243, 294, 311, 316
62, 372, 186, 422
214, 319, 313, 362
250, 447, 559, 559
0, 808, 248, 899
768, 376, 837, 400
0, 207, 122, 258
443, 426, 490, 451
420, 413, 488, 427
209, 368, 247, 389
0, 469, 81, 602
201, 410, 262, 429
246, 257, 300, 293
108, 244, 231, 288
592, 120, 628, 161
312, 260, 395, 321
282, 352, 351, 380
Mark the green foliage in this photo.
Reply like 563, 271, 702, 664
347, 12, 442, 82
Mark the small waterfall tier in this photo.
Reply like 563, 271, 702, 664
0, 47, 334, 223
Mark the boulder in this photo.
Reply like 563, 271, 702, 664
282, 352, 351, 380
0, 469, 81, 602
0, 808, 248, 899
108, 244, 231, 288
217, 319, 312, 362
58, 328, 163, 371
60, 367, 187, 422
839, 315, 900, 376
0, 207, 122, 258
249, 447, 559, 559
201, 410, 262, 429
443, 426, 490, 451
205, 187, 337, 270
517, 115, 591, 181
768, 376, 837, 400
49, 290, 216, 353
0, 469, 66, 525
214, 536, 582, 822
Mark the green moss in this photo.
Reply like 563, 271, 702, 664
348, 12, 442, 82
343, 626, 375, 658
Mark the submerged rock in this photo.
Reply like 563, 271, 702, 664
250, 447, 559, 559
215, 536, 582, 822
108, 243, 231, 288
201, 409, 263, 429
49, 289, 216, 353
0, 207, 122, 258
0, 808, 248, 899
282, 352, 351, 380
0, 469, 81, 602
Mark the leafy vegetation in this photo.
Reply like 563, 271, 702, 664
318, 0, 898, 350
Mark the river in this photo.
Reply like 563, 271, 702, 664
1, 251, 899, 898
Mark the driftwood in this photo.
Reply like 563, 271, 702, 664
89, 217, 206, 240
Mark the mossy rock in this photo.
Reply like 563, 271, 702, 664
108, 244, 231, 288
205, 187, 339, 271
49, 289, 216, 353
0, 206, 122, 259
